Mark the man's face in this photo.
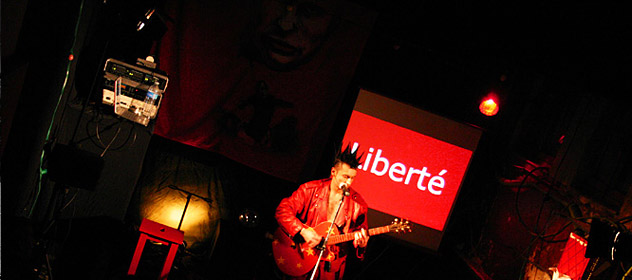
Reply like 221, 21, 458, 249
254, 0, 335, 70
331, 162, 357, 188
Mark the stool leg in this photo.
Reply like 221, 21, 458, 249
128, 233, 149, 275
159, 243, 180, 279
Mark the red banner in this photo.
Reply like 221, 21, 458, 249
154, 0, 375, 182
343, 111, 474, 231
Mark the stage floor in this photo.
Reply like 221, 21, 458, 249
3, 215, 481, 280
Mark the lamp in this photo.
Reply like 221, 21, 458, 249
479, 93, 499, 116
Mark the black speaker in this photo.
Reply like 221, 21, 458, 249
47, 103, 154, 221
47, 143, 105, 190
586, 219, 632, 262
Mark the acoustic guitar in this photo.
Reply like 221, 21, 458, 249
272, 218, 411, 276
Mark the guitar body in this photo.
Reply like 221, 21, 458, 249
272, 218, 410, 277
272, 222, 341, 277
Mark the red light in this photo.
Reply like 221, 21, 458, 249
557, 232, 589, 280
479, 97, 499, 116
68, 54, 74, 61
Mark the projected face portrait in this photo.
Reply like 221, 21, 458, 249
253, 0, 336, 71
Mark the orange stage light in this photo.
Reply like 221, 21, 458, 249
479, 95, 499, 116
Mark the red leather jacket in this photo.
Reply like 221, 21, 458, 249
275, 178, 368, 258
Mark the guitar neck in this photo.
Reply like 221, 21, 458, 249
326, 225, 391, 246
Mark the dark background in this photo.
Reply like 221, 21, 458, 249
2, 0, 631, 279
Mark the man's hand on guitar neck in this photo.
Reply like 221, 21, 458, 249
300, 227, 322, 248
353, 228, 369, 248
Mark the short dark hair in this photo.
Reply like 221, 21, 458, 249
333, 144, 363, 169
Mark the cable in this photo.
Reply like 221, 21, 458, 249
96, 119, 123, 157
618, 216, 632, 225
533, 187, 550, 236
623, 264, 631, 280
30, 0, 86, 218
79, 114, 138, 155
513, 167, 548, 235
45, 252, 54, 280
59, 190, 79, 212
351, 244, 390, 280
513, 166, 574, 243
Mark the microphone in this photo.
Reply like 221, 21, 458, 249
339, 183, 350, 197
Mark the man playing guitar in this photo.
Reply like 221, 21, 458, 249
275, 145, 369, 279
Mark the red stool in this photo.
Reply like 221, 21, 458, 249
128, 218, 184, 279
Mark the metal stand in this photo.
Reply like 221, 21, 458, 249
168, 185, 213, 230
309, 192, 347, 280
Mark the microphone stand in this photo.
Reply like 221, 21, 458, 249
168, 185, 212, 230
309, 188, 349, 280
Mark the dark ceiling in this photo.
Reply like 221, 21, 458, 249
367, 1, 626, 61
354, 0, 628, 102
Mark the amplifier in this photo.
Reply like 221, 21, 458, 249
102, 58, 168, 126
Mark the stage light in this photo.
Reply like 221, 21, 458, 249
136, 8, 156, 31
136, 22, 145, 31
479, 94, 499, 116
141, 186, 214, 246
